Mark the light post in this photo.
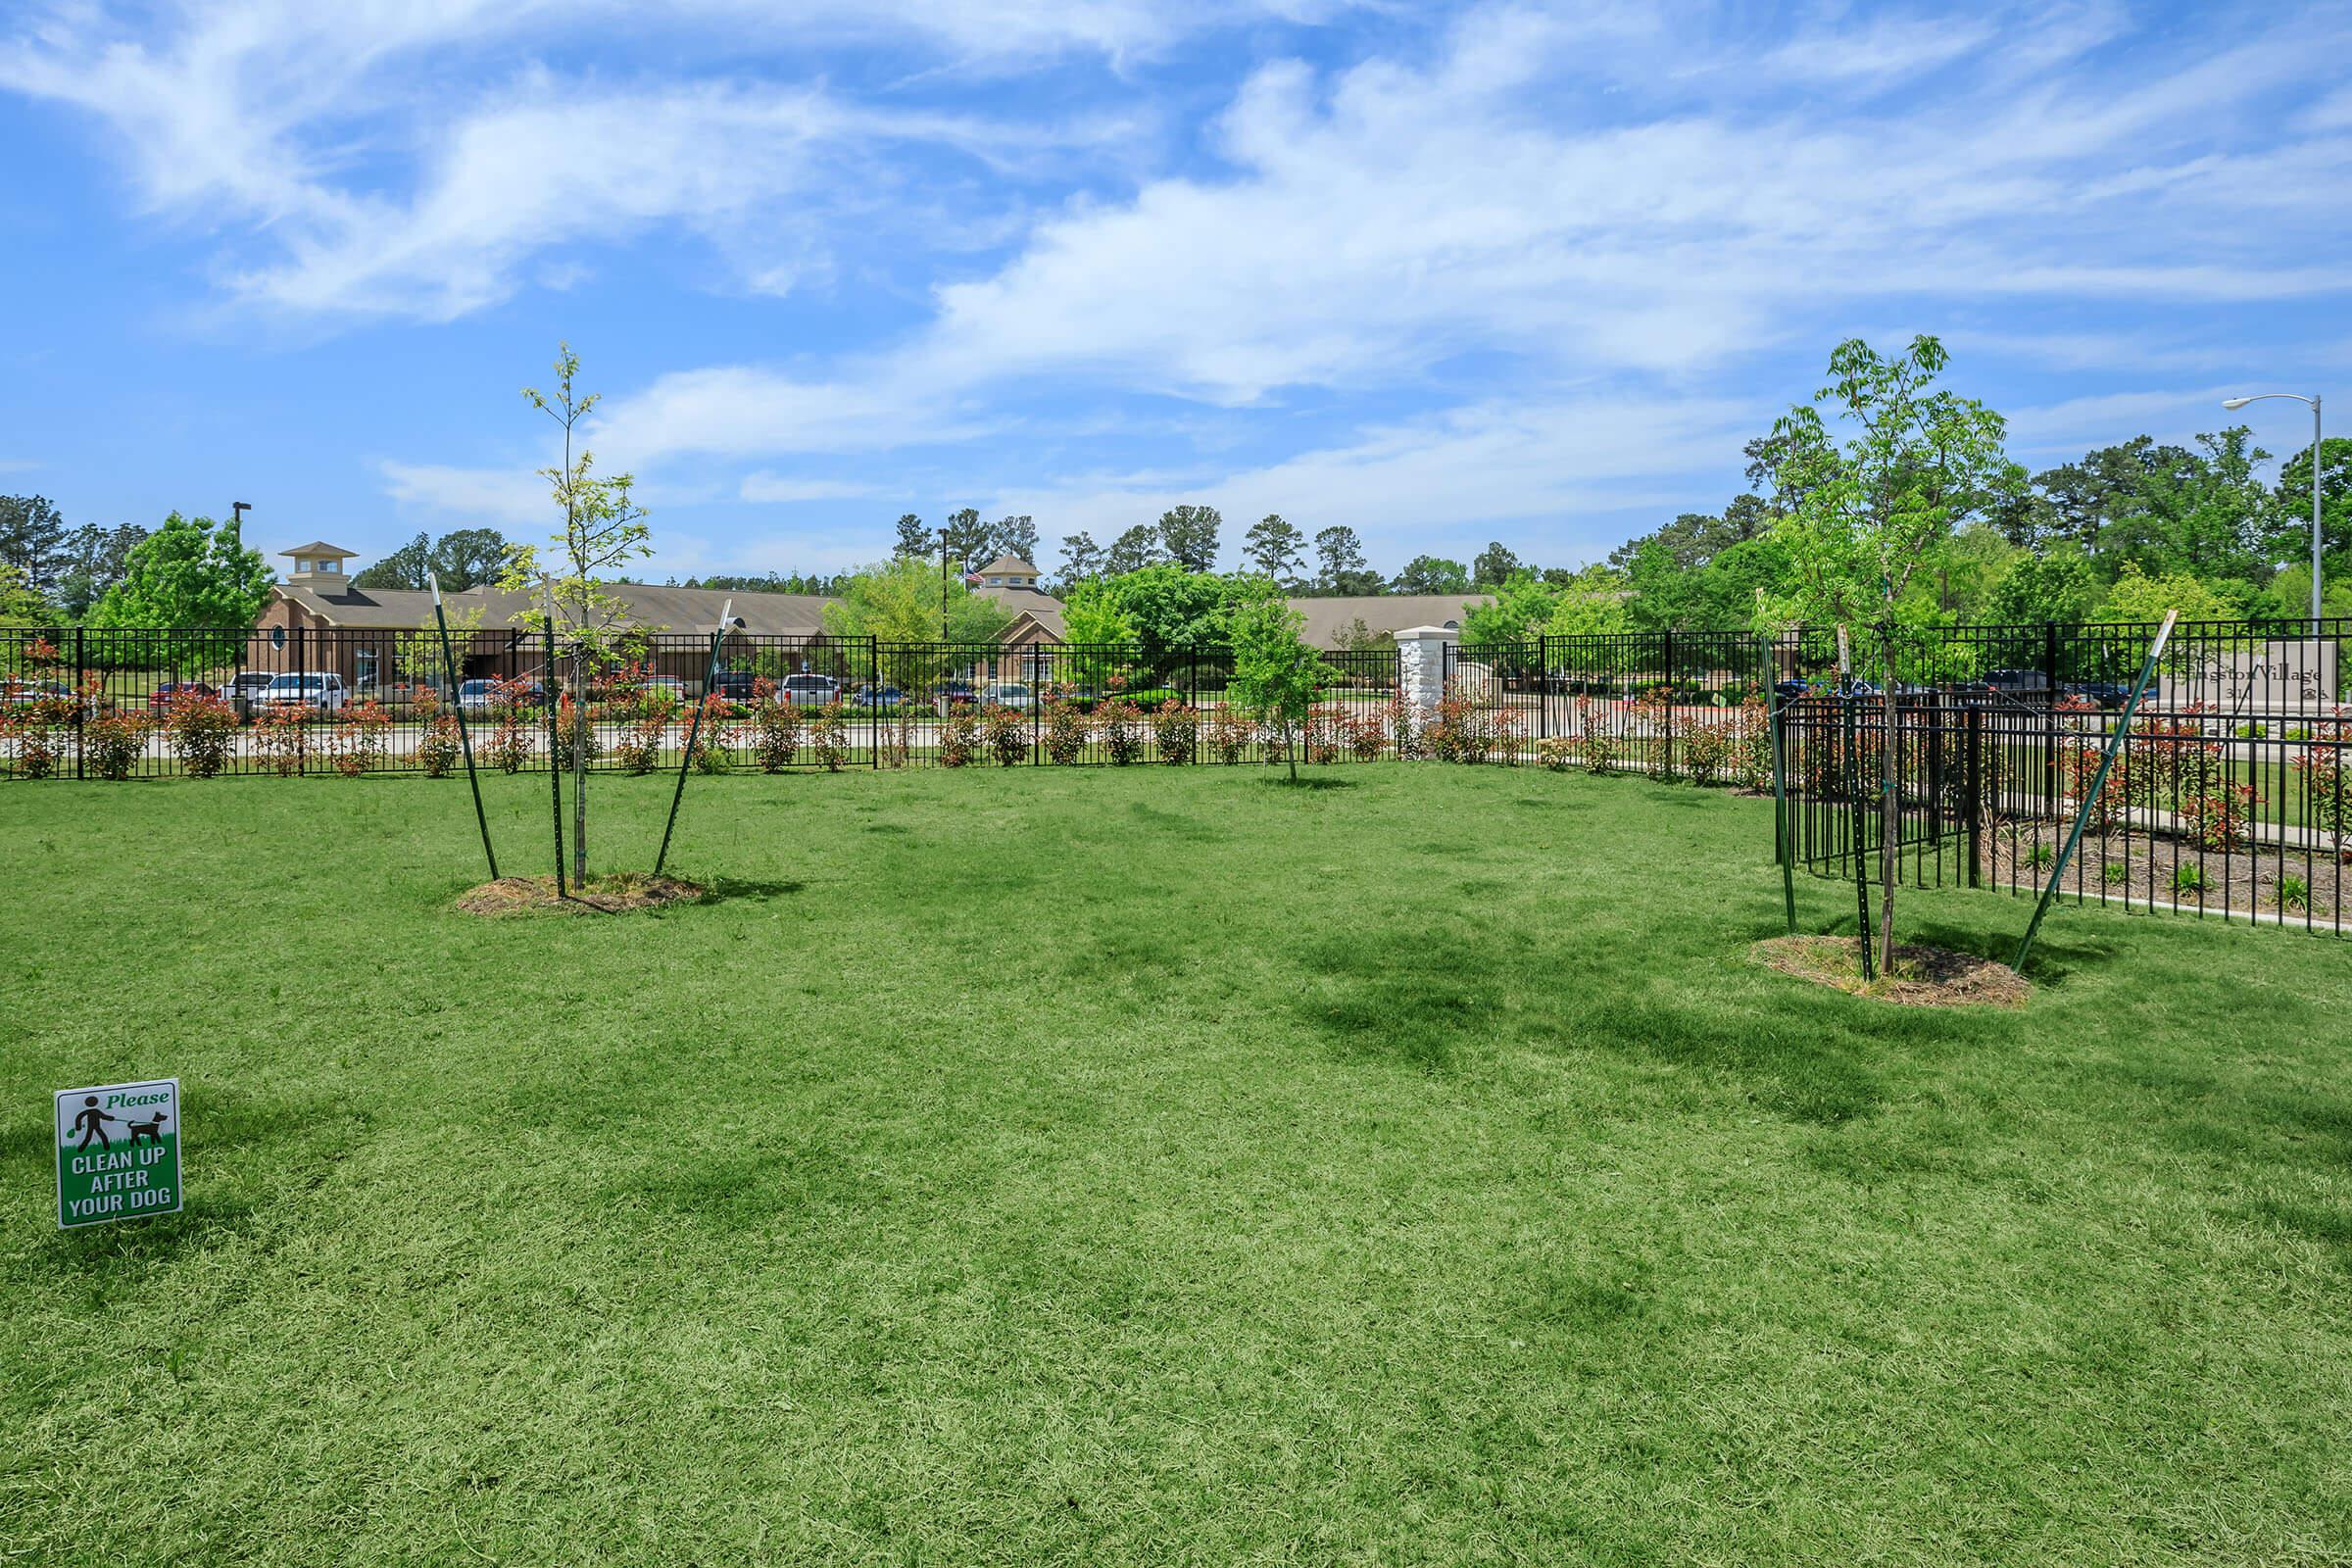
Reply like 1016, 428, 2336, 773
939, 526, 953, 640
2222, 393, 2324, 627
230, 500, 251, 552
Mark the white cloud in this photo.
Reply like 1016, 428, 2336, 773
738, 474, 887, 504
379, 461, 549, 526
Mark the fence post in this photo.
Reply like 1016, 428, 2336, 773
294, 619, 307, 774
1661, 628, 1676, 779
2040, 619, 2059, 811
868, 636, 880, 768
72, 625, 86, 780
1965, 705, 1983, 889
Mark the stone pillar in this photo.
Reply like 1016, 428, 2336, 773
1394, 624, 1454, 712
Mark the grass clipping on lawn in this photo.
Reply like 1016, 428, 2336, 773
458, 873, 706, 916
1751, 935, 2029, 1008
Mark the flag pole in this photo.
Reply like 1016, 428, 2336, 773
429, 571, 497, 881
657, 600, 731, 877
2015, 611, 2177, 972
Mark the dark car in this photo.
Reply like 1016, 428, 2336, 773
1984, 667, 2049, 693
709, 668, 760, 702
221, 670, 278, 708
2062, 680, 2132, 709
934, 680, 978, 712
147, 681, 220, 714
850, 684, 906, 710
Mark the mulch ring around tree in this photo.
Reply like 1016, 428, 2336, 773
1750, 936, 2030, 1008
457, 874, 707, 917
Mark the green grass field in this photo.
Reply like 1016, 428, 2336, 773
4, 765, 2350, 1565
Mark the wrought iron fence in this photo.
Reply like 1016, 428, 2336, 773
1778, 617, 2352, 932
0, 626, 1409, 777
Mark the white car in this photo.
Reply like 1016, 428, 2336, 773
980, 682, 1034, 710
779, 673, 840, 709
257, 671, 347, 712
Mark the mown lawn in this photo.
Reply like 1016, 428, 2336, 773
3, 763, 2350, 1566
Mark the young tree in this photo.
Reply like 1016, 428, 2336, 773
892, 514, 930, 558
0, 495, 69, 592
1461, 570, 1558, 647
1157, 505, 1222, 572
1243, 514, 1306, 585
823, 557, 1013, 754
1223, 581, 1328, 783
1766, 335, 2015, 975
497, 344, 656, 886
0, 563, 57, 625
1544, 564, 1632, 639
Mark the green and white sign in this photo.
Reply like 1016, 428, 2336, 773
55, 1079, 181, 1229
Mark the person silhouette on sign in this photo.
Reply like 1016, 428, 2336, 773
126, 1109, 170, 1147
72, 1097, 121, 1152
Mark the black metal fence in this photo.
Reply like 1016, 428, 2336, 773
1777, 618, 2351, 932
0, 626, 1410, 778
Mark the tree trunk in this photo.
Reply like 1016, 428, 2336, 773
1286, 718, 1298, 783
1877, 646, 1899, 973
571, 646, 588, 883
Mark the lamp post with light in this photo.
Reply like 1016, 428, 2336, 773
2222, 393, 2323, 628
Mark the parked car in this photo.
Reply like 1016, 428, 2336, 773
2, 677, 76, 709
221, 670, 278, 709
708, 669, 760, 702
257, 671, 348, 712
933, 680, 978, 715
457, 677, 545, 713
979, 681, 1033, 710
1984, 667, 2049, 693
2062, 680, 2132, 709
850, 684, 906, 710
146, 680, 220, 714
779, 673, 840, 709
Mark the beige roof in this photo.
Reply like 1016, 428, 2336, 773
976, 583, 1065, 639
281, 541, 359, 559
1287, 594, 1494, 648
975, 556, 1041, 577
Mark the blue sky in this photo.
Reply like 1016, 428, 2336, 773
2, 1, 2347, 582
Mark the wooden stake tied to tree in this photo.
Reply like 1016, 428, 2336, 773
1766, 335, 2018, 974
498, 344, 654, 885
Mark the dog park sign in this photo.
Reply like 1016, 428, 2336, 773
55, 1079, 180, 1229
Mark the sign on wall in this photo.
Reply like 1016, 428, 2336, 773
55, 1079, 181, 1229
2158, 638, 2339, 716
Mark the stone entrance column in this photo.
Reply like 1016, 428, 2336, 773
1394, 625, 1455, 713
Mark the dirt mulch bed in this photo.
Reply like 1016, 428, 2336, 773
1751, 935, 2030, 1008
457, 874, 706, 916
1982, 826, 2348, 924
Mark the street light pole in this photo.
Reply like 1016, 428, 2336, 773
939, 527, 953, 639
2222, 392, 2325, 628
230, 500, 251, 553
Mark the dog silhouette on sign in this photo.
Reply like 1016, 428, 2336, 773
125, 1109, 170, 1147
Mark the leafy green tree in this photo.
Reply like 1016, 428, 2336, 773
1090, 563, 1242, 671
1623, 537, 1704, 631
0, 563, 57, 624
0, 495, 69, 593
1392, 555, 1470, 594
1922, 522, 2021, 620
1460, 570, 1557, 647
2094, 562, 2234, 624
2261, 437, 2352, 585
1243, 514, 1306, 585
1541, 564, 1631, 639
1766, 335, 2014, 973
1058, 579, 1139, 647
1222, 580, 1327, 783
89, 513, 273, 664
823, 555, 1013, 645
431, 528, 510, 591
1986, 544, 2099, 624
1157, 505, 1222, 572
498, 344, 656, 885
892, 514, 930, 558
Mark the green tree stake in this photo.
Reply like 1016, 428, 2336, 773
657, 601, 731, 878
1770, 684, 1796, 935
429, 571, 497, 882
2015, 611, 2177, 972
540, 579, 566, 900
